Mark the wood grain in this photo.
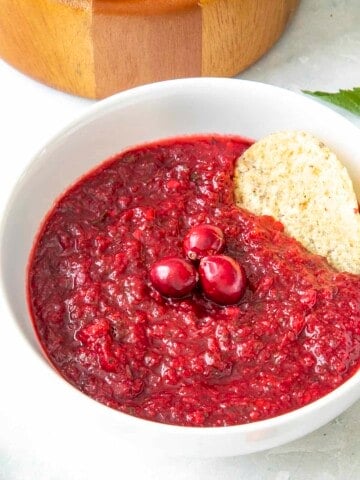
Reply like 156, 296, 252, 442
94, 0, 198, 15
0, 0, 95, 97
0, 0, 300, 98
93, 1, 202, 98
201, 0, 299, 76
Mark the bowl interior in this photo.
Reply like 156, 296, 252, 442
1, 78, 360, 456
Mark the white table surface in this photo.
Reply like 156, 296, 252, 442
1, 1, 360, 478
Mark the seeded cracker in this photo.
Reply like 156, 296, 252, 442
234, 131, 360, 274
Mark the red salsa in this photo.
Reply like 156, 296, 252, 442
28, 136, 360, 427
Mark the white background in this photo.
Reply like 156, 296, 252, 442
1, 0, 360, 478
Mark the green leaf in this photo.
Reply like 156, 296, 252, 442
302, 87, 360, 115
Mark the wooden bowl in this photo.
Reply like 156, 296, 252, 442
0, 0, 299, 99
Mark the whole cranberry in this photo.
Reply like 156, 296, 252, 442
183, 224, 225, 261
199, 255, 246, 305
150, 257, 198, 298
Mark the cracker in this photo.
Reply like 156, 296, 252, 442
234, 131, 360, 274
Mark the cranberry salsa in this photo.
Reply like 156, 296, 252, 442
28, 135, 360, 427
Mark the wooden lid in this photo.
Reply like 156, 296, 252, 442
0, 0, 299, 99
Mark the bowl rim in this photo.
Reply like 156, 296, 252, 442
1, 77, 359, 437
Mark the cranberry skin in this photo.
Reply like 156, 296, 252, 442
199, 255, 246, 305
150, 257, 198, 298
183, 224, 225, 261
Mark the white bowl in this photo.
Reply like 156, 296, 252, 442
1, 78, 360, 457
